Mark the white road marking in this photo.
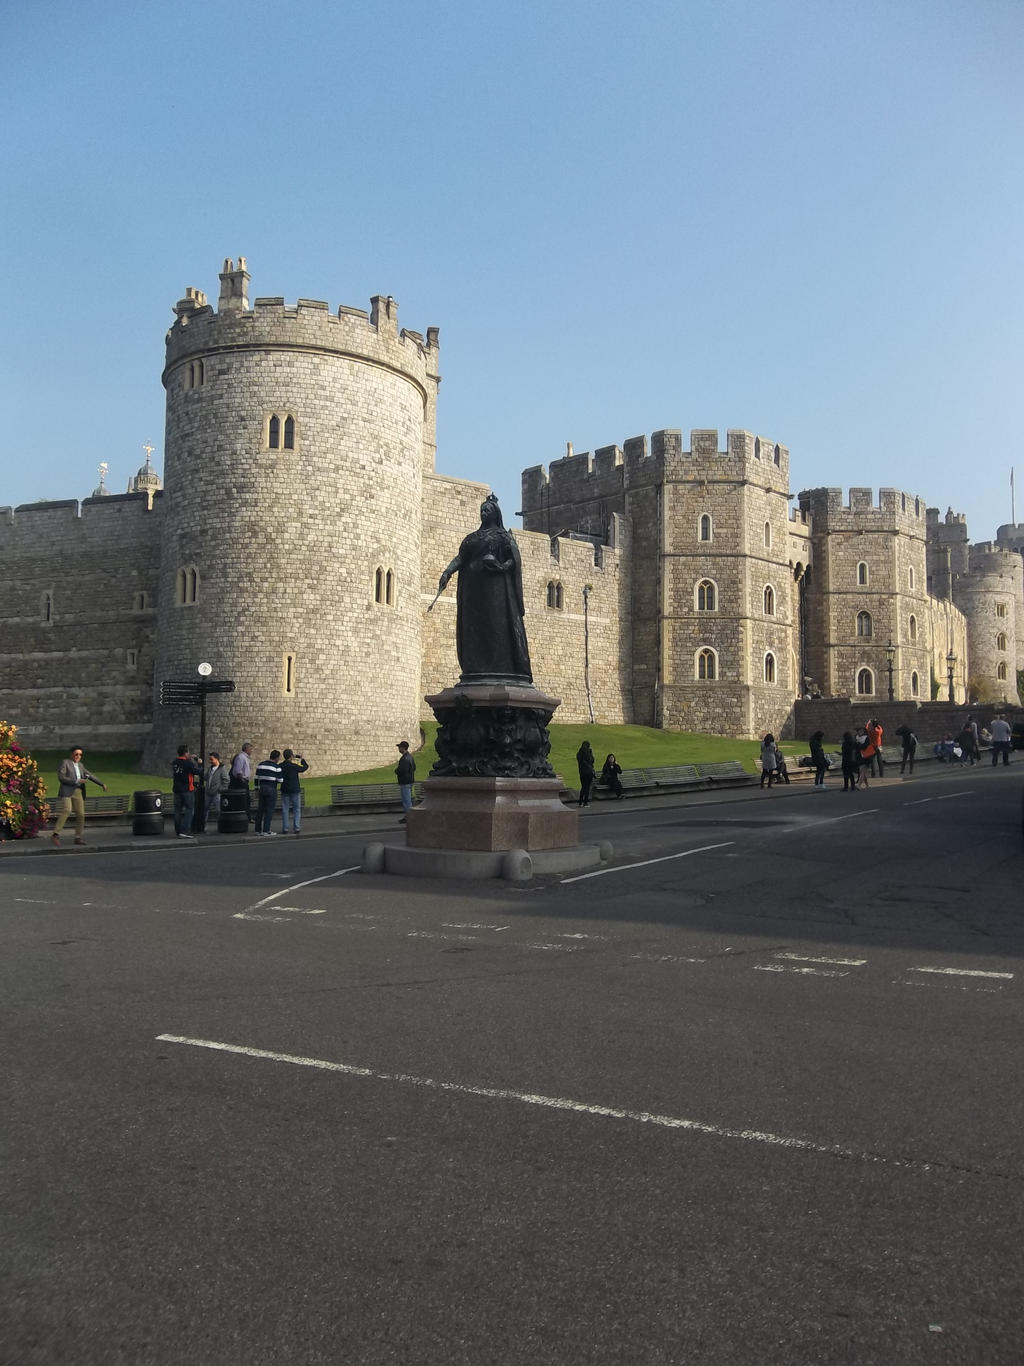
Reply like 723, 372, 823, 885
629, 952, 705, 965
910, 966, 1013, 980
408, 930, 479, 943
275, 906, 327, 915
525, 941, 581, 952
155, 1034, 938, 1173
798, 808, 879, 826
233, 912, 292, 923
935, 791, 973, 801
754, 964, 849, 978
561, 841, 735, 883
442, 922, 510, 931
234, 866, 359, 918
14, 897, 57, 904
558, 932, 609, 941
775, 952, 867, 967
903, 798, 933, 806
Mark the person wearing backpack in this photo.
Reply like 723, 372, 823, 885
895, 725, 917, 775
809, 731, 828, 790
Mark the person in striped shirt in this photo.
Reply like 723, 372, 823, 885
254, 749, 282, 836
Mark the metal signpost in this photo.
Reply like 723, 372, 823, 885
159, 665, 236, 831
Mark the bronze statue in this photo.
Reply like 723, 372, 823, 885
435, 494, 532, 685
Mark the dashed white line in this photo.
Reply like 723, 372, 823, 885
910, 966, 1013, 980
934, 791, 973, 801
442, 922, 510, 932
561, 841, 734, 883
775, 952, 867, 967
155, 1033, 939, 1172
754, 964, 849, 978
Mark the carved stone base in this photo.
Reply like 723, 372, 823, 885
425, 683, 560, 780
406, 776, 578, 851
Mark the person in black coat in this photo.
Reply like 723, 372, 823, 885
576, 741, 596, 806
600, 753, 624, 799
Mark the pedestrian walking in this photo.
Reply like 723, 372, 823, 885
396, 740, 415, 823
759, 734, 779, 789
990, 715, 1012, 766
254, 750, 282, 834
204, 751, 230, 825
576, 741, 596, 806
279, 748, 309, 834
52, 745, 108, 847
600, 753, 625, 798
171, 744, 202, 837
809, 731, 829, 789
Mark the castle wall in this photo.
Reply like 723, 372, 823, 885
143, 272, 440, 773
0, 495, 161, 747
954, 543, 1023, 705
799, 486, 936, 704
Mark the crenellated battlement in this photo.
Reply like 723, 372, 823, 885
798, 485, 928, 535
165, 261, 439, 390
0, 492, 161, 544
522, 428, 790, 521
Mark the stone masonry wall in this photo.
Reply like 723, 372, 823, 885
0, 495, 161, 748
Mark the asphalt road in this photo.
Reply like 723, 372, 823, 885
2, 763, 1022, 1364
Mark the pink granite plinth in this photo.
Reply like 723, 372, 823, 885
406, 776, 578, 852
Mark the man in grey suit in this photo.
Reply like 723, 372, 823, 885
53, 745, 107, 847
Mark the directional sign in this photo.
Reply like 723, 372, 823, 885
160, 678, 236, 705
203, 680, 236, 693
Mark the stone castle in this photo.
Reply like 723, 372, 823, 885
1, 259, 1021, 769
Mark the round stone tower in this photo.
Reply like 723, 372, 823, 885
956, 543, 1023, 705
142, 258, 441, 772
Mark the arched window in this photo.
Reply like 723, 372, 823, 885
266, 412, 298, 451
375, 567, 385, 603
385, 569, 394, 606
857, 561, 869, 586
996, 632, 1007, 652
268, 415, 280, 450
764, 652, 776, 684
908, 565, 915, 590
997, 602, 1007, 617
546, 581, 563, 609
176, 566, 198, 606
763, 521, 771, 549
857, 610, 872, 638
697, 648, 717, 680
763, 584, 775, 616
857, 668, 874, 696
911, 671, 920, 697
42, 591, 53, 623
773, 443, 781, 467
754, 437, 761, 461
997, 662, 1008, 681
283, 415, 295, 450
696, 579, 716, 612
909, 614, 917, 641
187, 359, 204, 389
914, 497, 920, 516
699, 514, 712, 542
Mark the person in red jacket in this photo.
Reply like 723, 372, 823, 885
866, 718, 884, 777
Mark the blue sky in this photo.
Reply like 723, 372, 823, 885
3, 0, 1022, 544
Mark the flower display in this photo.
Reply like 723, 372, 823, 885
0, 721, 49, 839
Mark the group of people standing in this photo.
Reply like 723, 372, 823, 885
171, 741, 309, 837
575, 742, 626, 805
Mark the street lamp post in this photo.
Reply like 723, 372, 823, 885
885, 638, 895, 702
946, 649, 956, 704
582, 584, 595, 724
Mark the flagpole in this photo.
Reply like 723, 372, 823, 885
1012, 466, 1016, 526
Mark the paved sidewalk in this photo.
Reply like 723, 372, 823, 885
0, 764, 964, 859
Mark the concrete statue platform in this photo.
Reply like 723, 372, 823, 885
407, 776, 577, 850
361, 838, 613, 882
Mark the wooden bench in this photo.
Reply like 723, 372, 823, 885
592, 764, 705, 799
47, 793, 131, 820
330, 782, 423, 811
695, 761, 757, 786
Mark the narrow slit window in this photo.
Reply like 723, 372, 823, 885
284, 653, 296, 695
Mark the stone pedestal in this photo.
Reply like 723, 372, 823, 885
424, 682, 561, 780
406, 776, 578, 851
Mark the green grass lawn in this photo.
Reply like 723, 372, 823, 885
32, 726, 814, 803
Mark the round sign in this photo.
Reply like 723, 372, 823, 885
197, 662, 213, 676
